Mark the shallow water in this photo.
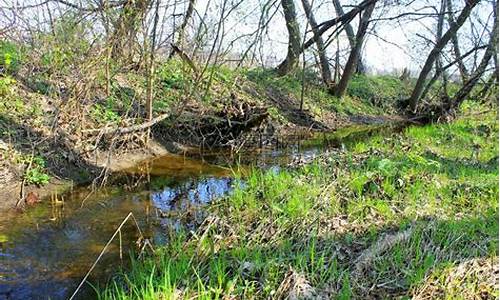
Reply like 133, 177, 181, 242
0, 122, 404, 299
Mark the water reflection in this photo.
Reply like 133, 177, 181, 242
152, 177, 232, 211
0, 155, 234, 299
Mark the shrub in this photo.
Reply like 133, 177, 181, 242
91, 102, 122, 124
35, 16, 91, 75
157, 59, 192, 90
25, 167, 51, 186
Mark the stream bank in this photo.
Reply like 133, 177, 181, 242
0, 108, 407, 212
1, 66, 412, 213
0, 120, 409, 299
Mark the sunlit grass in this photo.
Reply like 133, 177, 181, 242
100, 102, 499, 299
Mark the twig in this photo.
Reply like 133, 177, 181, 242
69, 212, 145, 300
16, 150, 35, 208
170, 44, 199, 74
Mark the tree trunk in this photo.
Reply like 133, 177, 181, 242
492, 0, 499, 76
475, 73, 497, 101
334, 2, 375, 98
145, 0, 160, 130
436, 0, 450, 103
420, 44, 487, 103
451, 1, 498, 109
408, 0, 479, 112
277, 0, 302, 76
169, 0, 196, 59
300, 0, 332, 84
332, 0, 366, 74
277, 0, 377, 75
446, 0, 469, 83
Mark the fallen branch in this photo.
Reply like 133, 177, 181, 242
353, 226, 414, 277
83, 112, 170, 135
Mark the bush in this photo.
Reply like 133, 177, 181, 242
90, 102, 122, 124
0, 41, 22, 74
157, 59, 192, 90
25, 167, 50, 186
36, 16, 91, 75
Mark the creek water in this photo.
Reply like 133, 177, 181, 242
0, 123, 404, 299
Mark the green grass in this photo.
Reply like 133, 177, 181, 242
346, 74, 411, 111
100, 102, 499, 299
245, 68, 401, 116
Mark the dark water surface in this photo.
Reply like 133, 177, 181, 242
0, 123, 404, 299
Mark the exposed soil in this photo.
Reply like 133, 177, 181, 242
0, 140, 169, 211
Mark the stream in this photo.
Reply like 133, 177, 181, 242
0, 123, 404, 299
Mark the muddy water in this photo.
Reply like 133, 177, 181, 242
0, 123, 404, 300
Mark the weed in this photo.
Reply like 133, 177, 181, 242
19, 155, 51, 186
25, 167, 51, 186
91, 103, 122, 124
0, 41, 22, 74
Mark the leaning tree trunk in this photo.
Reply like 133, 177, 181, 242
277, 0, 377, 73
276, 0, 302, 76
408, 0, 479, 112
446, 0, 469, 83
451, 1, 498, 110
475, 72, 497, 101
332, 0, 366, 74
300, 0, 332, 85
334, 2, 375, 98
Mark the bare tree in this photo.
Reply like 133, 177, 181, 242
109, 0, 152, 64
169, 0, 196, 58
277, 0, 378, 77
446, 0, 469, 82
333, 2, 375, 97
451, 0, 498, 110
435, 0, 449, 103
408, 0, 480, 112
146, 0, 160, 130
